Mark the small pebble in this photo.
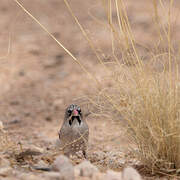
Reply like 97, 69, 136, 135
51, 155, 74, 180
75, 160, 99, 178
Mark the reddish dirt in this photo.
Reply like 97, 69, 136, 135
0, 0, 180, 179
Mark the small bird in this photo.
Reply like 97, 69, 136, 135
58, 104, 89, 158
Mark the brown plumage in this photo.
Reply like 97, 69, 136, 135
58, 104, 89, 157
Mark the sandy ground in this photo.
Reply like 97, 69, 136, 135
0, 0, 180, 179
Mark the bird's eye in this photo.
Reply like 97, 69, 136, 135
77, 107, 81, 113
67, 109, 72, 114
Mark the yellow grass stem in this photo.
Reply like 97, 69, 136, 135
63, 0, 108, 72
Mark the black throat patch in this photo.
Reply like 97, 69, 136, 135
69, 116, 81, 126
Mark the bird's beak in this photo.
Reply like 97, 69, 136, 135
73, 109, 79, 116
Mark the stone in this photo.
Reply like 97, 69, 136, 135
92, 167, 142, 180
19, 173, 44, 180
34, 160, 49, 170
90, 172, 106, 180
42, 172, 61, 180
0, 167, 12, 177
122, 167, 142, 180
28, 145, 44, 154
51, 155, 74, 180
105, 170, 122, 180
75, 160, 99, 178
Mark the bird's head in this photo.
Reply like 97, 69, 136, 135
64, 104, 82, 125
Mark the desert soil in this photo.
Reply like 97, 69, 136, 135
0, 0, 180, 179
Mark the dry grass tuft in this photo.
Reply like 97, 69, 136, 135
95, 66, 180, 174
90, 0, 180, 175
